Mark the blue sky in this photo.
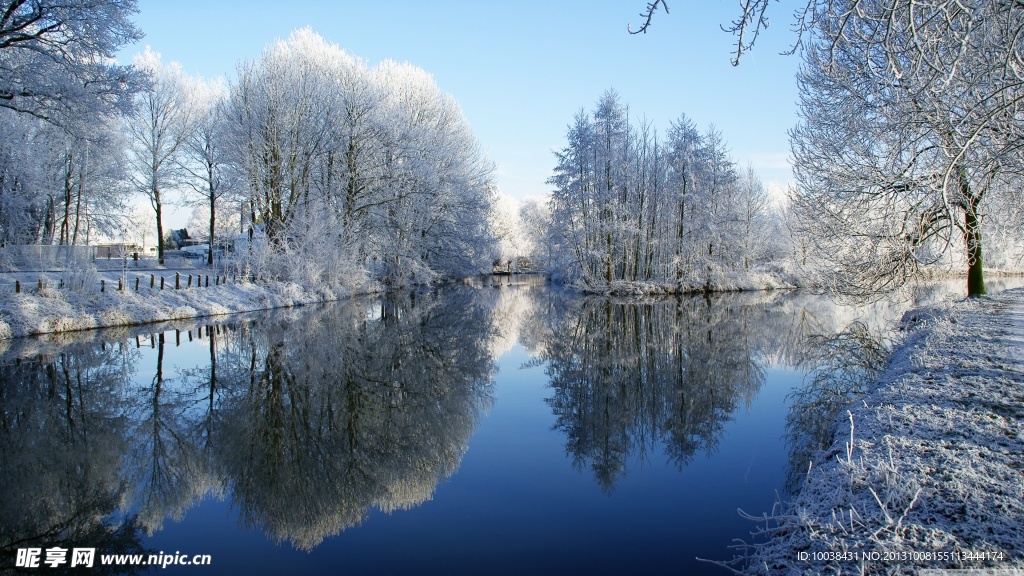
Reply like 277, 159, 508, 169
119, 0, 800, 220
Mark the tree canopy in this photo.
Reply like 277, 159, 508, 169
0, 0, 144, 123
787, 0, 1024, 296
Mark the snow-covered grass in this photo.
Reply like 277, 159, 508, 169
0, 266, 381, 340
730, 288, 1024, 575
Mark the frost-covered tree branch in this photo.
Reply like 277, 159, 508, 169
223, 29, 497, 288
124, 48, 199, 265
179, 77, 238, 265
789, 0, 1024, 297
628, 0, 668, 35
0, 0, 144, 124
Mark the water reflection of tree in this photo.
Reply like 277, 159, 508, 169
213, 287, 496, 550
534, 294, 768, 490
0, 286, 497, 558
123, 330, 226, 534
784, 321, 892, 490
0, 343, 149, 573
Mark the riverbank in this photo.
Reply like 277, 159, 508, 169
567, 266, 1024, 297
744, 288, 1024, 574
563, 263, 804, 296
0, 273, 373, 340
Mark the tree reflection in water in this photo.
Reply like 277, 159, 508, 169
0, 340, 150, 573
0, 286, 496, 556
784, 320, 892, 491
213, 287, 495, 549
528, 293, 770, 490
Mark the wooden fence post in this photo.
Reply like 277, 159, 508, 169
175, 272, 180, 290
15, 280, 20, 294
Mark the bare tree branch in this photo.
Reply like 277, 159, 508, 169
628, 0, 669, 34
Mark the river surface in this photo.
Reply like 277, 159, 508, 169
1, 277, 1020, 574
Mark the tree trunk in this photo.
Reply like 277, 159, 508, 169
155, 186, 165, 266
675, 167, 688, 282
61, 158, 72, 245
965, 206, 985, 297
71, 175, 83, 246
208, 176, 216, 266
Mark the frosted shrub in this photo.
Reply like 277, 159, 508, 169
0, 249, 13, 272
61, 252, 100, 293
229, 231, 271, 281
262, 210, 369, 292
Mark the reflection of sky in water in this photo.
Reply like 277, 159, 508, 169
3, 279, 1023, 574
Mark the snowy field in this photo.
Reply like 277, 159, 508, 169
744, 288, 1024, 575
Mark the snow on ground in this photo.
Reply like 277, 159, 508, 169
739, 288, 1024, 575
0, 261, 374, 340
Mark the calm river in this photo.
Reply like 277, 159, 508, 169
2, 277, 1019, 574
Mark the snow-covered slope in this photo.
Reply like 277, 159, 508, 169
0, 277, 363, 340
743, 289, 1024, 574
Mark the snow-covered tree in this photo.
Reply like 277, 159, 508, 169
0, 0, 144, 124
788, 0, 1024, 297
225, 29, 340, 246
45, 116, 129, 245
546, 109, 598, 283
545, 92, 782, 291
0, 109, 47, 243
518, 198, 551, 270
224, 29, 496, 287
490, 192, 533, 271
630, 0, 1024, 296
181, 77, 236, 264
125, 48, 198, 265
738, 164, 771, 269
0, 106, 127, 247
369, 59, 496, 284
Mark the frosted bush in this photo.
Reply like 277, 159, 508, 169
728, 293, 1024, 575
98, 308, 135, 327
0, 249, 14, 271
37, 286, 63, 299
61, 252, 100, 293
44, 315, 93, 334
170, 306, 198, 319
